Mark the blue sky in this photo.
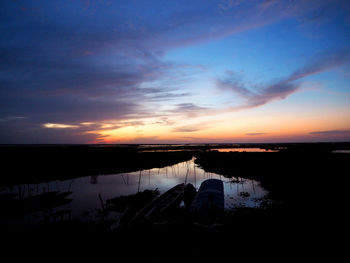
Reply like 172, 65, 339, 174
1, 0, 350, 143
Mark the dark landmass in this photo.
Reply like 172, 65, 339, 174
1, 142, 349, 260
193, 148, 349, 251
1, 142, 349, 185
194, 148, 349, 205
0, 145, 193, 185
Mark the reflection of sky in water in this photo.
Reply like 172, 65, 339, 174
212, 148, 278, 152
332, 150, 350, 154
2, 158, 267, 220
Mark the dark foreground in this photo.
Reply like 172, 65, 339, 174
1, 143, 349, 260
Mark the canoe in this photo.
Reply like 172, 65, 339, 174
130, 183, 184, 224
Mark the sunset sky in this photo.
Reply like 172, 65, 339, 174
1, 0, 350, 143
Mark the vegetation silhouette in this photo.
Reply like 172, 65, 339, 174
0, 145, 193, 185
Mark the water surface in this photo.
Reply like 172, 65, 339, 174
332, 150, 350, 154
2, 158, 268, 221
212, 148, 278, 152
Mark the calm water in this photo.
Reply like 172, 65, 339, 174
212, 148, 278, 152
332, 150, 350, 154
2, 158, 268, 221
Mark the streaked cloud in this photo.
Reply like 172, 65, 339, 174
43, 123, 79, 129
309, 129, 350, 135
246, 133, 268, 136
169, 103, 208, 118
287, 50, 350, 82
218, 49, 350, 111
173, 126, 203, 133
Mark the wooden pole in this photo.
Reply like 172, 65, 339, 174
138, 170, 141, 193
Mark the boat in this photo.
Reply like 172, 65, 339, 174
130, 183, 185, 224
189, 179, 224, 224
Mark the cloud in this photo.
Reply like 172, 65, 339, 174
173, 126, 202, 133
246, 133, 268, 136
146, 92, 191, 102
43, 123, 79, 129
0, 116, 27, 122
217, 49, 350, 111
172, 120, 210, 133
174, 103, 207, 112
258, 0, 278, 10
1, 0, 349, 143
169, 103, 208, 118
0, 41, 198, 132
287, 50, 350, 82
1, 2, 212, 137
0, 118, 101, 144
309, 129, 350, 135
152, 117, 176, 126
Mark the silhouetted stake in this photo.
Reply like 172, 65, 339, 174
149, 170, 151, 185
184, 167, 189, 184
138, 170, 141, 193
251, 180, 256, 195
121, 173, 127, 185
194, 163, 196, 188
98, 193, 105, 212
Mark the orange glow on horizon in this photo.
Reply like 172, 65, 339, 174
65, 102, 350, 143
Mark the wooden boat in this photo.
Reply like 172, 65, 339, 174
130, 183, 184, 224
189, 179, 224, 224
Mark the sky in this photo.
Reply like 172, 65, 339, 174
1, 0, 350, 144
